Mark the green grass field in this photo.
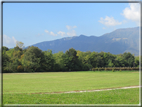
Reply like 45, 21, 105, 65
3, 71, 140, 104
3, 88, 139, 104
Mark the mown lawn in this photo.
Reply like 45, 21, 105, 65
3, 88, 139, 104
3, 71, 139, 104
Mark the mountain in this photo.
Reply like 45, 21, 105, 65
28, 27, 139, 56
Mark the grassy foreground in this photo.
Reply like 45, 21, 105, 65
3, 88, 139, 104
3, 71, 139, 94
3, 71, 139, 104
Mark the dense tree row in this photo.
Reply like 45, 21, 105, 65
2, 44, 140, 73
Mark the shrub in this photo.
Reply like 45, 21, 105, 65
112, 67, 115, 72
99, 67, 102, 71
115, 67, 119, 71
17, 65, 23, 72
101, 67, 105, 71
121, 67, 125, 71
136, 67, 139, 71
96, 67, 98, 71
92, 68, 95, 71
98, 68, 100, 71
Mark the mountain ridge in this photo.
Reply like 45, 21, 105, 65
28, 27, 139, 56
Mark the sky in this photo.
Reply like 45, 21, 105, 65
3, 1, 140, 48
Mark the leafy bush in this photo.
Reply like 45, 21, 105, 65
95, 68, 98, 71
98, 68, 100, 71
112, 68, 115, 72
17, 65, 24, 72
92, 68, 95, 71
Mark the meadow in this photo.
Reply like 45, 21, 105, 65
3, 71, 140, 105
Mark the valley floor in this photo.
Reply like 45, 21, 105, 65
3, 71, 140, 105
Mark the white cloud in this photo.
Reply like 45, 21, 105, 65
45, 30, 49, 33
57, 31, 66, 36
3, 35, 17, 48
35, 33, 44, 37
67, 30, 76, 36
12, 36, 17, 43
45, 30, 57, 36
66, 25, 71, 30
99, 16, 122, 26
122, 3, 140, 25
66, 25, 77, 36
103, 27, 106, 29
45, 25, 77, 37
50, 31, 57, 36
73, 26, 77, 28
66, 25, 77, 30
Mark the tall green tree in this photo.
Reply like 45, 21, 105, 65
53, 51, 66, 71
122, 52, 135, 67
135, 56, 139, 67
16, 41, 25, 49
41, 50, 55, 72
114, 54, 125, 67
2, 46, 9, 51
21, 46, 42, 72
2, 53, 10, 72
65, 48, 81, 71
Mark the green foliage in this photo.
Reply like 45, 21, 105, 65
65, 48, 81, 71
92, 68, 95, 71
14, 46, 22, 51
41, 50, 55, 71
16, 41, 25, 49
108, 59, 114, 67
5, 48, 15, 58
13, 50, 23, 59
112, 68, 115, 72
98, 67, 100, 71
22, 46, 42, 72
122, 52, 135, 67
135, 56, 139, 67
2, 53, 11, 73
92, 67, 139, 72
2, 53, 9, 67
2, 46, 9, 51
2, 44, 140, 73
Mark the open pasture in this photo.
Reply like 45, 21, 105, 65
3, 71, 139, 104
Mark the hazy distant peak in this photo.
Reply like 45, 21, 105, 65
79, 35, 86, 37
28, 27, 139, 56
114, 26, 139, 31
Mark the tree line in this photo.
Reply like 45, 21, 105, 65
2, 43, 140, 73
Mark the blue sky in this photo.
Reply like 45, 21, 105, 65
3, 2, 140, 48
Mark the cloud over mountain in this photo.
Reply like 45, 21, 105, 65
122, 3, 140, 25
99, 16, 122, 26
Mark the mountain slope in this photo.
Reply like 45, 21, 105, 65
29, 27, 139, 56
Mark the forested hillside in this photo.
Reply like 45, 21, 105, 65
30, 27, 139, 56
2, 44, 140, 73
